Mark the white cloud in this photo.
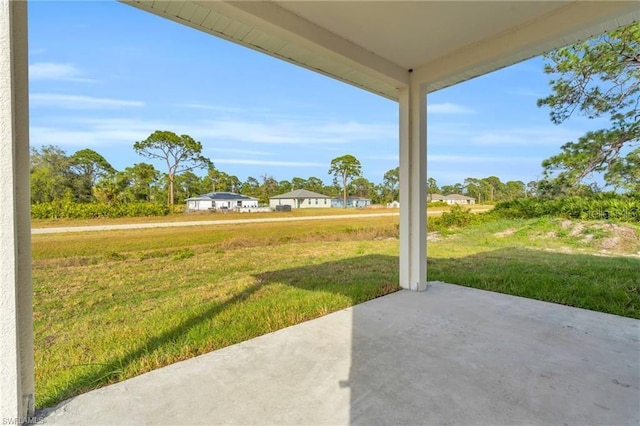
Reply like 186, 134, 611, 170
208, 148, 274, 156
427, 103, 475, 114
428, 154, 539, 164
194, 119, 396, 145
178, 103, 246, 113
29, 62, 92, 82
30, 117, 160, 147
30, 93, 145, 109
30, 125, 148, 148
470, 127, 580, 146
215, 159, 325, 167
362, 154, 399, 161
29, 116, 395, 149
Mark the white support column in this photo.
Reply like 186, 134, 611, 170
0, 0, 34, 421
398, 75, 427, 291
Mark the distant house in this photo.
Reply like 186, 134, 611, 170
428, 193, 475, 205
269, 189, 331, 209
186, 192, 259, 212
331, 196, 372, 208
387, 200, 400, 208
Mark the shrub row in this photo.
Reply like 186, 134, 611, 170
493, 194, 640, 222
427, 201, 449, 207
31, 202, 170, 219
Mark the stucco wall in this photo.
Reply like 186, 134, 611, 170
0, 0, 34, 419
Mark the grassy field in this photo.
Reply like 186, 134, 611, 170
32, 214, 639, 408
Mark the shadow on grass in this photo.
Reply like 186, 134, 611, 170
427, 247, 640, 319
38, 281, 265, 410
39, 254, 399, 410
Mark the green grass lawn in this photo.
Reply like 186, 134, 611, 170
32, 215, 639, 408
427, 217, 639, 318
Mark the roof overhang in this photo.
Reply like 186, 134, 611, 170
122, 1, 639, 101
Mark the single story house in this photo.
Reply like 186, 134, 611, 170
331, 196, 372, 208
387, 200, 400, 208
186, 192, 259, 212
429, 194, 476, 205
269, 189, 331, 209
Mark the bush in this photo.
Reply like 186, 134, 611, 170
493, 193, 639, 222
428, 201, 449, 207
428, 204, 495, 232
439, 204, 474, 227
31, 201, 170, 219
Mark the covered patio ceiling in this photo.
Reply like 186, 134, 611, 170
124, 1, 640, 99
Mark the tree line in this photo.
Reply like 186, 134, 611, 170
30, 141, 537, 209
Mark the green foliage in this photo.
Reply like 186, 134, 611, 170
123, 162, 162, 202
440, 183, 464, 196
494, 193, 640, 222
427, 177, 439, 196
381, 167, 399, 203
328, 154, 362, 208
172, 249, 195, 260
70, 149, 116, 203
463, 176, 525, 203
30, 145, 73, 203
204, 166, 241, 194
428, 204, 495, 232
428, 201, 448, 207
538, 22, 639, 190
134, 131, 212, 206
439, 204, 474, 227
31, 201, 170, 219
349, 176, 377, 201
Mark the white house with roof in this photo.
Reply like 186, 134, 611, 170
187, 192, 259, 212
331, 196, 372, 208
429, 194, 476, 205
269, 189, 331, 209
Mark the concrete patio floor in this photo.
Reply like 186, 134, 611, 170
39, 282, 639, 425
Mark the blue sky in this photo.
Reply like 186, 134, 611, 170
28, 1, 598, 187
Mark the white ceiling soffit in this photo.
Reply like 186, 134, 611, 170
123, 1, 640, 101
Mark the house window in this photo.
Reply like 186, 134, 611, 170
315, 199, 318, 205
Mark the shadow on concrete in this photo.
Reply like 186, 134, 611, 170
254, 247, 639, 424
